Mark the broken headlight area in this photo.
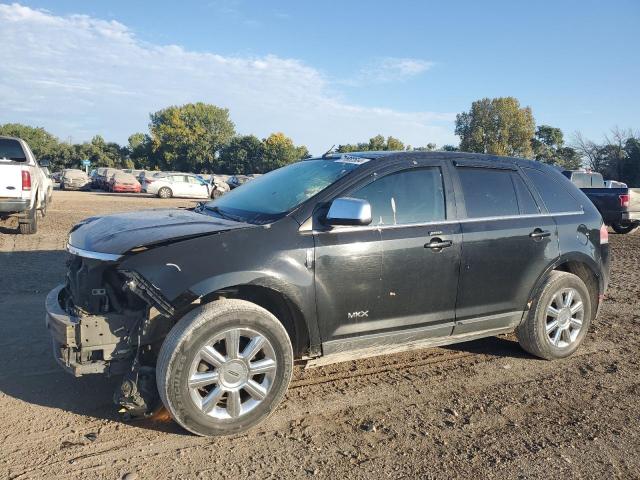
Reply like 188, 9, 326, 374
46, 254, 178, 416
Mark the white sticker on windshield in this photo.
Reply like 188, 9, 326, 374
334, 155, 370, 165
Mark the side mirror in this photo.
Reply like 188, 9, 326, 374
39, 159, 50, 167
326, 197, 372, 226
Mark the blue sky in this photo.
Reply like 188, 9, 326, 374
0, 0, 638, 153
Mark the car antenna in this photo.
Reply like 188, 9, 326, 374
322, 145, 336, 158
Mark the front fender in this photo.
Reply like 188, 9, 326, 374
117, 217, 320, 346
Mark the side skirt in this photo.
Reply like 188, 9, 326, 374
307, 313, 523, 368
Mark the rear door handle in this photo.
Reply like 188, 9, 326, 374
529, 229, 551, 239
425, 238, 453, 251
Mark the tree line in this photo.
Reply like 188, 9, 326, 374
0, 103, 311, 175
454, 97, 639, 185
1, 98, 637, 185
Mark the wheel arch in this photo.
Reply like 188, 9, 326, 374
200, 283, 311, 358
526, 253, 602, 321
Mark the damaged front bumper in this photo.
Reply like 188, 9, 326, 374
45, 284, 138, 377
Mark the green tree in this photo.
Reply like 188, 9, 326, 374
259, 132, 308, 173
455, 97, 535, 157
149, 102, 235, 172
440, 145, 459, 151
531, 125, 581, 169
385, 136, 404, 151
127, 132, 153, 169
411, 143, 438, 151
0, 123, 62, 166
219, 135, 264, 174
368, 134, 386, 150
337, 134, 409, 153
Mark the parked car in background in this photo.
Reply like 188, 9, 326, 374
60, 169, 90, 190
563, 170, 639, 234
96, 168, 119, 190
47, 151, 610, 436
0, 135, 52, 234
93, 168, 106, 188
210, 175, 231, 198
108, 171, 141, 193
124, 169, 144, 178
227, 174, 253, 189
140, 171, 169, 192
146, 173, 211, 198
88, 169, 99, 188
198, 174, 231, 198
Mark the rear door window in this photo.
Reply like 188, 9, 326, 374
350, 167, 446, 225
524, 168, 582, 213
456, 167, 520, 218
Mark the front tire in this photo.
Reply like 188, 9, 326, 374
157, 299, 293, 436
158, 187, 172, 199
612, 222, 638, 234
516, 271, 591, 360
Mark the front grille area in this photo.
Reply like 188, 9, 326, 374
65, 254, 146, 316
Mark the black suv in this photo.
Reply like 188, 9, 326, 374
46, 151, 610, 436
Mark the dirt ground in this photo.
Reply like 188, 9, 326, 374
0, 190, 638, 480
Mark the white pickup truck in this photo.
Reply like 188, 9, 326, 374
0, 136, 53, 234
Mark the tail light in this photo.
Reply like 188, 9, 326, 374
600, 223, 609, 244
21, 170, 31, 190
619, 194, 630, 209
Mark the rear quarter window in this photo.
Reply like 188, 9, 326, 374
524, 168, 582, 213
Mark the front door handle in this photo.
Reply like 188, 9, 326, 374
425, 238, 453, 251
529, 229, 551, 239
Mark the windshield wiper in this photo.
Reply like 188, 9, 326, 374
204, 205, 245, 222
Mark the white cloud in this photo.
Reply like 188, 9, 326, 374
0, 3, 457, 153
360, 57, 435, 83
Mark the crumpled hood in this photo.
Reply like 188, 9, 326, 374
68, 208, 252, 255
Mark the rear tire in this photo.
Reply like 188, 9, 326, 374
612, 222, 638, 234
157, 299, 293, 437
158, 187, 172, 199
516, 271, 591, 360
39, 196, 47, 218
19, 203, 38, 235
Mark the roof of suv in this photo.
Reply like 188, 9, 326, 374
319, 150, 544, 169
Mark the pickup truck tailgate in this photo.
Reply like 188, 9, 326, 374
0, 162, 24, 198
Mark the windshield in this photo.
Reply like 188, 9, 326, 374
204, 158, 365, 223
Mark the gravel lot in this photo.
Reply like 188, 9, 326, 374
1, 190, 639, 479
